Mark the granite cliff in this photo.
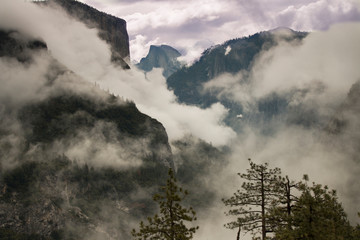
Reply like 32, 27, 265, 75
41, 0, 130, 69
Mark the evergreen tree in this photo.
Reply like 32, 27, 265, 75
222, 159, 282, 240
132, 168, 198, 240
352, 214, 360, 239
274, 176, 353, 240
269, 175, 301, 239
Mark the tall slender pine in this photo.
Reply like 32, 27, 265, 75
132, 168, 198, 240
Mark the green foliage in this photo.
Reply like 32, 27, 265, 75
274, 178, 353, 240
132, 168, 198, 240
19, 93, 160, 144
1, 156, 71, 202
166, 30, 307, 107
352, 224, 360, 239
224, 161, 358, 240
0, 227, 44, 240
174, 137, 229, 210
3, 162, 39, 194
222, 159, 282, 240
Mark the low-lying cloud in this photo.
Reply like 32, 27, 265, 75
0, 0, 236, 148
200, 22, 360, 234
205, 23, 360, 117
1, 1, 360, 240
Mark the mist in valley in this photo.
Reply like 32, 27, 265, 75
0, 1, 360, 239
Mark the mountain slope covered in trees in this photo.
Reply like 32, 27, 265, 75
0, 28, 173, 239
0, 25, 226, 239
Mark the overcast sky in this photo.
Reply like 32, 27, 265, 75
78, 0, 360, 63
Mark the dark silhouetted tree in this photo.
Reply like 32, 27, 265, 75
132, 168, 198, 240
222, 159, 282, 240
273, 175, 353, 240
269, 175, 301, 239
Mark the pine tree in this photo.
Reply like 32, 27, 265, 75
273, 176, 353, 240
269, 175, 301, 239
222, 159, 282, 240
131, 168, 198, 240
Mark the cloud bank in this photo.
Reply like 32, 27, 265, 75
0, 0, 236, 147
1, 1, 360, 239
196, 22, 360, 239
79, 0, 360, 63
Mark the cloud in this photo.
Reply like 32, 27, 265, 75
93, 68, 236, 146
1, 1, 360, 239
79, 0, 360, 63
49, 120, 145, 169
205, 22, 360, 117
129, 34, 160, 63
200, 22, 360, 230
0, 0, 235, 147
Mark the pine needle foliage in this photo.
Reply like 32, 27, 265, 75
275, 178, 352, 240
132, 168, 198, 240
222, 159, 282, 240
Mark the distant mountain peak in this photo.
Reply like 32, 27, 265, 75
269, 27, 294, 32
137, 44, 183, 78
268, 27, 298, 38
148, 44, 181, 57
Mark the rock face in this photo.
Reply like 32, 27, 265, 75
0, 29, 173, 239
137, 45, 182, 78
43, 0, 130, 68
166, 29, 308, 132
167, 29, 307, 107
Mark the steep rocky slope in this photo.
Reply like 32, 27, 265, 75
137, 45, 182, 78
167, 29, 309, 132
167, 28, 307, 107
40, 0, 130, 69
0, 29, 172, 239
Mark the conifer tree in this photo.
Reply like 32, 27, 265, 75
269, 175, 301, 239
273, 176, 353, 240
222, 159, 282, 240
132, 168, 198, 240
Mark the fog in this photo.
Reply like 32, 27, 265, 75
1, 0, 236, 147
199, 22, 360, 239
1, 1, 360, 239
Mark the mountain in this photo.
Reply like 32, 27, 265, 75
325, 81, 360, 160
40, 0, 130, 69
0, 23, 225, 239
167, 29, 308, 132
167, 28, 307, 107
137, 45, 182, 78
0, 29, 173, 239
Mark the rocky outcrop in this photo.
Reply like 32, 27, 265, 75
0, 28, 173, 239
137, 45, 182, 78
42, 0, 130, 69
167, 29, 308, 107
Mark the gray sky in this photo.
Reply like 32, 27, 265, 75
78, 0, 360, 63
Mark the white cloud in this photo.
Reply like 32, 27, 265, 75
201, 22, 360, 226
1, 0, 360, 237
129, 34, 160, 63
0, 0, 235, 146
50, 121, 146, 169
204, 22, 360, 116
80, 0, 360, 63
